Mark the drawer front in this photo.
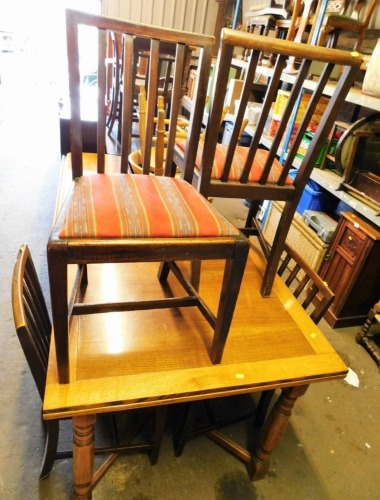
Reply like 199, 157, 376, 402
338, 226, 365, 260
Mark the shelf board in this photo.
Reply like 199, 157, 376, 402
310, 168, 380, 227
232, 58, 380, 112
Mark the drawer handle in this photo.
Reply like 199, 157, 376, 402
348, 236, 353, 241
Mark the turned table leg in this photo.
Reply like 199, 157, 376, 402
248, 384, 309, 480
73, 414, 96, 499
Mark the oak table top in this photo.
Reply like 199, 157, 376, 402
44, 244, 346, 419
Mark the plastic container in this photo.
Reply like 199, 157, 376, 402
296, 131, 338, 167
288, 171, 339, 215
302, 210, 338, 243
297, 183, 339, 215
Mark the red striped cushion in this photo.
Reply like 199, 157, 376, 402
59, 174, 239, 238
177, 142, 293, 184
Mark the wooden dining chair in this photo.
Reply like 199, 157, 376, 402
47, 10, 249, 383
176, 28, 362, 298
12, 244, 167, 481
313, 0, 378, 51
173, 241, 335, 475
253, 240, 335, 427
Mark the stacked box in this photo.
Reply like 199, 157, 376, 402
268, 90, 329, 149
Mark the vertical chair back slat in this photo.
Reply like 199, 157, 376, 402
66, 15, 82, 178
120, 33, 134, 171
164, 43, 186, 176
96, 28, 107, 173
181, 43, 213, 183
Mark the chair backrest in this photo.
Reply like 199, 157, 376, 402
346, 0, 378, 35
12, 244, 52, 400
340, 0, 374, 21
136, 86, 190, 173
277, 243, 335, 323
65, 8, 213, 179
315, 0, 378, 49
193, 29, 361, 195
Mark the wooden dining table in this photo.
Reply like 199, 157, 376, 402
43, 234, 347, 498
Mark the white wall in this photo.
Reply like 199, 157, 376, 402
102, 0, 220, 35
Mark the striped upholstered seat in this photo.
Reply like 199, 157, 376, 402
176, 141, 294, 184
60, 174, 239, 239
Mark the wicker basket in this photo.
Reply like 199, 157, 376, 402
128, 149, 158, 174
263, 201, 329, 279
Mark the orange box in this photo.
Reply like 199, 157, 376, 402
268, 118, 299, 149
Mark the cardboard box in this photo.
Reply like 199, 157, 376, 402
224, 79, 244, 113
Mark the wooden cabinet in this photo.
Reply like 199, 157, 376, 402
318, 212, 380, 327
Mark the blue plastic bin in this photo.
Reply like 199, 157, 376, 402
289, 171, 339, 215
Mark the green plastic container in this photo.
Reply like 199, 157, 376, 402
296, 131, 337, 167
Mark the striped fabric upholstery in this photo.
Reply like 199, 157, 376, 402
59, 174, 239, 238
177, 142, 294, 184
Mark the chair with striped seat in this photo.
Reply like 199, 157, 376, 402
47, 9, 249, 383
176, 28, 362, 297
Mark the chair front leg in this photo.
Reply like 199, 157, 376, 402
47, 244, 70, 383
211, 239, 249, 363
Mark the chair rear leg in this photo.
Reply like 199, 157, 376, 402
255, 390, 275, 428
174, 402, 201, 457
40, 420, 60, 479
149, 406, 168, 465
244, 199, 261, 229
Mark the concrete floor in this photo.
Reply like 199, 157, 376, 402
1, 41, 380, 500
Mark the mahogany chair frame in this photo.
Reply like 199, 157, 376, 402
47, 10, 249, 383
315, 0, 378, 50
12, 244, 167, 481
182, 28, 362, 297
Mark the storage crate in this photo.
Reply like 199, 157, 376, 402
288, 171, 339, 215
297, 182, 339, 215
302, 210, 338, 243
296, 131, 338, 167
262, 201, 329, 278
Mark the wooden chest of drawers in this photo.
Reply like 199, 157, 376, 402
318, 212, 380, 328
